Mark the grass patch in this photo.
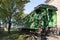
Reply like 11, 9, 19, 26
0, 31, 19, 40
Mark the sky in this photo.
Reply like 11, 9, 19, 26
24, 0, 45, 14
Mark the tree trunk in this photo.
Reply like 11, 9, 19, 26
41, 28, 47, 40
8, 20, 11, 33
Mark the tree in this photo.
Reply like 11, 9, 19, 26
0, 0, 30, 33
23, 4, 57, 40
23, 11, 39, 29
35, 4, 57, 40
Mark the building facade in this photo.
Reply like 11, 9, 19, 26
45, 0, 60, 28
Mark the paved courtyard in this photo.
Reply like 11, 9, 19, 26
47, 36, 60, 40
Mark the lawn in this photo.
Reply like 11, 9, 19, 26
0, 30, 26, 40
0, 28, 37, 40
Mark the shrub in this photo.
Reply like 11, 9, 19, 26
18, 35, 25, 40
9, 34, 19, 39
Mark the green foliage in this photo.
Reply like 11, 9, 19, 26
35, 4, 57, 28
0, 0, 29, 32
9, 34, 19, 39
23, 11, 39, 29
0, 31, 20, 40
0, 0, 29, 22
18, 35, 25, 40
23, 4, 57, 29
